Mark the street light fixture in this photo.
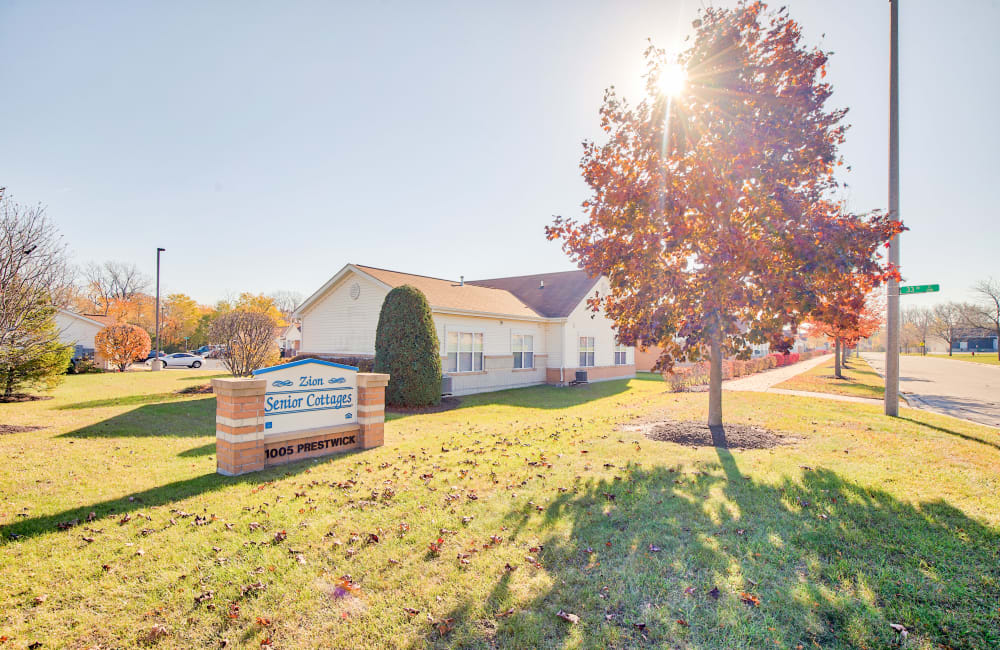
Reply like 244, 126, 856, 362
152, 247, 166, 371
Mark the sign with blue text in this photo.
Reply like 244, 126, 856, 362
253, 359, 357, 436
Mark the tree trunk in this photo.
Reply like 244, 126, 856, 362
841, 343, 850, 368
834, 337, 842, 379
708, 325, 723, 427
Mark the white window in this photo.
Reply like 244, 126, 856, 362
579, 336, 595, 367
513, 334, 534, 369
446, 331, 483, 373
614, 343, 628, 366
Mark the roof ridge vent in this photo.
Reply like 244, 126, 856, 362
460, 275, 464, 286
539, 280, 545, 289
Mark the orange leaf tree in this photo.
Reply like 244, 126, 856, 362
546, 3, 901, 426
810, 290, 885, 379
95, 323, 151, 372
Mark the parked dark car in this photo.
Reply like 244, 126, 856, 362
146, 350, 167, 360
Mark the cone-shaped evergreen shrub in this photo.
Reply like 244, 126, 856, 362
374, 285, 441, 406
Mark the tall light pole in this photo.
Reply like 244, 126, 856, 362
884, 0, 900, 416
152, 247, 166, 371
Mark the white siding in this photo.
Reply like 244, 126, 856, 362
544, 322, 563, 368
55, 312, 102, 349
561, 277, 633, 368
299, 271, 388, 355
435, 313, 548, 395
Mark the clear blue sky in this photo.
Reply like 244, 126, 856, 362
1, 1, 996, 308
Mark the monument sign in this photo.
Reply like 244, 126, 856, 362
211, 358, 388, 475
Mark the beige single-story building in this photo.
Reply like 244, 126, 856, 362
55, 309, 116, 367
293, 264, 635, 396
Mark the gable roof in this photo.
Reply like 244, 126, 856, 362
468, 270, 600, 318
57, 309, 117, 328
353, 265, 543, 319
295, 263, 600, 321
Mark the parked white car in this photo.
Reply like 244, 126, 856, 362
158, 352, 205, 368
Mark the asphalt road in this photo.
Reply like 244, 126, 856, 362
862, 353, 1000, 428
141, 358, 228, 371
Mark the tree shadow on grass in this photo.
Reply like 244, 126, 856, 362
0, 449, 363, 545
454, 380, 633, 411
56, 391, 206, 410
57, 397, 216, 439
428, 429, 1000, 649
385, 380, 635, 423
897, 416, 1000, 452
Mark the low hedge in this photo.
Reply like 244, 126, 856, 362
665, 349, 823, 392
292, 353, 375, 373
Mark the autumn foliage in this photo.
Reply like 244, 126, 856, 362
546, 3, 902, 425
95, 323, 151, 372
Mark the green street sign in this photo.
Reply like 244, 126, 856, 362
900, 284, 940, 295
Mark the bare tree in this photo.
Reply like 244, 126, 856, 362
210, 310, 278, 377
269, 290, 303, 323
0, 191, 72, 350
967, 278, 1000, 361
929, 302, 970, 356
903, 306, 934, 355
82, 260, 150, 314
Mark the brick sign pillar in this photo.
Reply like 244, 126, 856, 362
357, 372, 389, 448
213, 377, 267, 476
212, 370, 389, 476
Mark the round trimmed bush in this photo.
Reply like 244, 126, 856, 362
374, 285, 441, 407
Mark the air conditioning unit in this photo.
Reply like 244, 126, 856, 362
441, 375, 453, 396
574, 370, 589, 384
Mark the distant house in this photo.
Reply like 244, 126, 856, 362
951, 327, 999, 353
277, 323, 302, 357
54, 309, 116, 368
293, 263, 635, 396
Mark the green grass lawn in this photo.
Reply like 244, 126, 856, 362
2, 371, 999, 648
905, 352, 1000, 366
773, 356, 887, 400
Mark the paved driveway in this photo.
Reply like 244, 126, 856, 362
863, 353, 1000, 428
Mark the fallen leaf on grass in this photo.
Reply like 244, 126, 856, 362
889, 623, 908, 640
146, 624, 169, 642
556, 610, 580, 624
256, 616, 271, 627
739, 592, 760, 607
496, 607, 516, 618
648, 544, 661, 552
675, 619, 687, 627
683, 586, 696, 596
272, 530, 287, 543
708, 586, 720, 600
403, 607, 420, 616
195, 591, 214, 605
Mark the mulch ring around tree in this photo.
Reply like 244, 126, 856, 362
387, 396, 462, 415
621, 419, 797, 450
0, 424, 47, 435
0, 393, 53, 403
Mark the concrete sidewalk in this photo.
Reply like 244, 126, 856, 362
722, 353, 885, 406
722, 353, 833, 392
